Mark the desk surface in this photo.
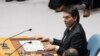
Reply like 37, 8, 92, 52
0, 37, 57, 56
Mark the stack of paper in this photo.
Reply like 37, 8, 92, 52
19, 40, 44, 52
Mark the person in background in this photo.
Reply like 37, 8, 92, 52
6, 0, 26, 2
63, 48, 79, 56
48, 0, 84, 12
83, 0, 100, 17
6, 0, 13, 2
33, 6, 88, 56
48, 0, 62, 12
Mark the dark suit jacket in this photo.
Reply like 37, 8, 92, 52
53, 23, 88, 56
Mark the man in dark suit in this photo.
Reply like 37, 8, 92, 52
34, 6, 88, 56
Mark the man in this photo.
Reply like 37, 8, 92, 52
6, 0, 26, 2
6, 0, 13, 2
34, 6, 88, 56
83, 0, 100, 17
62, 0, 83, 5
63, 48, 79, 56
48, 0, 83, 12
48, 0, 62, 10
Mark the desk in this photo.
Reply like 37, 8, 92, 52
0, 36, 57, 56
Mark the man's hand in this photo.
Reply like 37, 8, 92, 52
44, 44, 57, 51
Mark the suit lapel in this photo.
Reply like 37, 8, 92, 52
61, 23, 79, 44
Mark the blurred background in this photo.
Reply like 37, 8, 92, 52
0, 0, 100, 41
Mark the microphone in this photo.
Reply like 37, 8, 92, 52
2, 28, 32, 47
9, 41, 32, 56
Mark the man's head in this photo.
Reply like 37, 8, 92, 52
62, 6, 80, 28
63, 48, 79, 56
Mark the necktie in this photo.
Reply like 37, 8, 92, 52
62, 29, 70, 42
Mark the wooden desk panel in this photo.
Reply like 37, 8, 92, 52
0, 38, 19, 56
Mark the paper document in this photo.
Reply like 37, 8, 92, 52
19, 40, 44, 52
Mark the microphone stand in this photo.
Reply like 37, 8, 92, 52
2, 28, 32, 47
9, 41, 32, 56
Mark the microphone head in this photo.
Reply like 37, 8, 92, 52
28, 41, 32, 44
28, 28, 32, 31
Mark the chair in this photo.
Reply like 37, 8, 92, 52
87, 34, 100, 56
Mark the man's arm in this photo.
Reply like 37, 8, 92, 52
53, 38, 61, 45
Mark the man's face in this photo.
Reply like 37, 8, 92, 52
63, 12, 77, 28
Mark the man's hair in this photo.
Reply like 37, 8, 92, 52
63, 48, 79, 56
62, 6, 80, 23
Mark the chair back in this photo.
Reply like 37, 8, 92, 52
87, 34, 100, 56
